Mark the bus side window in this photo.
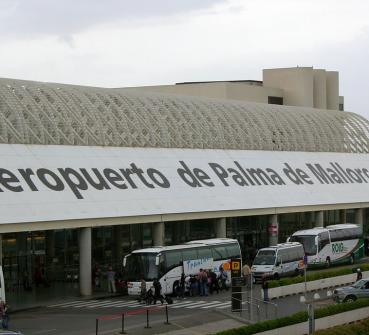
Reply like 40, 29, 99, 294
182, 248, 198, 261
158, 254, 166, 277
212, 246, 227, 261
318, 232, 330, 251
165, 251, 183, 271
198, 248, 212, 259
226, 243, 241, 259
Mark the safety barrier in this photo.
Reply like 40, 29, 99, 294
95, 304, 170, 334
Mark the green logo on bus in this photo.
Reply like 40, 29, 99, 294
332, 242, 344, 253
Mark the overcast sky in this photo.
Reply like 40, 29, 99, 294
0, 0, 368, 118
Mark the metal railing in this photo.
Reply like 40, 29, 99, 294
231, 290, 278, 322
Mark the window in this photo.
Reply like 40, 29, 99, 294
212, 246, 228, 261
165, 251, 182, 271
319, 232, 330, 250
225, 243, 241, 258
268, 96, 283, 105
197, 248, 212, 259
182, 248, 198, 261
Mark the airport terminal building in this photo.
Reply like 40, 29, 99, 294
1, 66, 369, 299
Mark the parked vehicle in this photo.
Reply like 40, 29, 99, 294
251, 242, 304, 281
288, 224, 363, 268
333, 278, 369, 303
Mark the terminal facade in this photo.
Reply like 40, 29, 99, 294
0, 66, 368, 300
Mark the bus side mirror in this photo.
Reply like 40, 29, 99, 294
155, 256, 160, 266
276, 257, 282, 266
123, 257, 127, 267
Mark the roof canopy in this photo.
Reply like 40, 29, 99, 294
1, 78, 368, 153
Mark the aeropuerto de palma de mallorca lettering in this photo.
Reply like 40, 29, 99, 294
1, 66, 369, 304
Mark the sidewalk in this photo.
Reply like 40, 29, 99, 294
7, 281, 125, 311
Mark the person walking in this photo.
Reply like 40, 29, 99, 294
179, 272, 186, 298
356, 268, 363, 281
242, 263, 251, 288
0, 299, 9, 329
153, 279, 164, 304
107, 266, 116, 294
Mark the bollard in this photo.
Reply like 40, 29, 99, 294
164, 305, 170, 325
120, 313, 126, 334
144, 309, 151, 329
95, 318, 99, 335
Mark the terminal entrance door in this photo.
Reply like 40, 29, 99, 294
2, 232, 46, 292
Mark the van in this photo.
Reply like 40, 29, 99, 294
251, 242, 304, 281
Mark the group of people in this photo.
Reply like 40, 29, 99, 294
139, 278, 169, 305
93, 264, 119, 294
177, 267, 229, 297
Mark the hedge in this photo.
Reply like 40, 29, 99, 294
268, 263, 369, 288
215, 299, 369, 335
315, 317, 369, 335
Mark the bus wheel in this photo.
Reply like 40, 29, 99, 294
325, 257, 331, 268
273, 273, 279, 280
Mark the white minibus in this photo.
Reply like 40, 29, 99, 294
251, 242, 304, 281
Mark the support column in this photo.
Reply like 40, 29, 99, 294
79, 227, 92, 296
268, 214, 279, 246
215, 218, 227, 238
315, 211, 324, 227
306, 212, 315, 229
340, 209, 346, 224
355, 208, 364, 234
153, 222, 165, 246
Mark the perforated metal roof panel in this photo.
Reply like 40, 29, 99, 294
1, 78, 368, 153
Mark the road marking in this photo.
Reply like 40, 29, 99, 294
171, 301, 205, 308
201, 301, 230, 309
168, 300, 195, 307
169, 301, 198, 308
172, 301, 206, 309
47, 300, 99, 308
71, 300, 114, 308
86, 300, 137, 308
185, 301, 222, 309
215, 302, 232, 309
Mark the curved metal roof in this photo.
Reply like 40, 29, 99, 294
0, 78, 369, 153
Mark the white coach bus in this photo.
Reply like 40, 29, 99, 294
123, 238, 241, 295
288, 224, 364, 268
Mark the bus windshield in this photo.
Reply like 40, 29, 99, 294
289, 235, 317, 255
123, 253, 159, 281
253, 250, 276, 265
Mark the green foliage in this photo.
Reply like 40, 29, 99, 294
268, 264, 369, 288
215, 299, 369, 335
315, 317, 369, 335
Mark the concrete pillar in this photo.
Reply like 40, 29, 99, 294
315, 211, 324, 227
268, 214, 279, 246
215, 218, 227, 238
79, 227, 92, 296
340, 209, 346, 224
153, 222, 165, 246
306, 212, 315, 229
355, 208, 364, 234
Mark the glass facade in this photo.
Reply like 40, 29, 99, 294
2, 210, 368, 296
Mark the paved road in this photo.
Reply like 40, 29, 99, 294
10, 286, 335, 335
